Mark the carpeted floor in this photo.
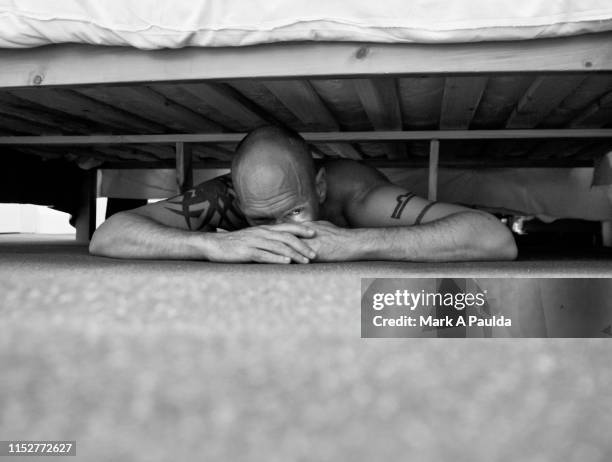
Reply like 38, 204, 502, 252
0, 234, 611, 461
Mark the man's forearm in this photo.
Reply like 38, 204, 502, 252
89, 211, 211, 259
350, 211, 517, 262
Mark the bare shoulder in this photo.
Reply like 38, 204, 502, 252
131, 173, 247, 231
322, 159, 390, 201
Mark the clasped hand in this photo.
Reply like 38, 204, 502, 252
206, 221, 354, 263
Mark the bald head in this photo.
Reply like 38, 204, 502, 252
231, 126, 317, 211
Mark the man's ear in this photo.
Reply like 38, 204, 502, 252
315, 167, 327, 203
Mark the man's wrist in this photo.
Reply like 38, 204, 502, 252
348, 228, 390, 260
189, 231, 220, 260
351, 227, 414, 261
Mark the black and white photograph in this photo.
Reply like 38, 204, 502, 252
1, 0, 611, 460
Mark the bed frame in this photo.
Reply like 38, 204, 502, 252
0, 32, 611, 241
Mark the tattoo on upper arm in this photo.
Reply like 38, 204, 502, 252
163, 176, 247, 231
391, 192, 438, 225
391, 193, 416, 219
414, 202, 437, 225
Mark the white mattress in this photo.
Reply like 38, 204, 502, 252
1, 0, 612, 49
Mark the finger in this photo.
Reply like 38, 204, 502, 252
309, 220, 334, 227
299, 221, 325, 231
253, 227, 317, 260
251, 249, 291, 264
255, 239, 310, 264
262, 223, 316, 238
269, 231, 317, 260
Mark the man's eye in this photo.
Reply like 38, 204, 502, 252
289, 209, 302, 216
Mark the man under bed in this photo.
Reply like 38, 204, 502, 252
89, 126, 517, 263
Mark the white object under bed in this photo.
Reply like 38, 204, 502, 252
1, 0, 612, 49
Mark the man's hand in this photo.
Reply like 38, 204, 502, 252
300, 221, 359, 262
205, 223, 318, 264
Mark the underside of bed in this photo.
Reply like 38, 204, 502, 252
0, 35, 610, 169
1, 72, 611, 169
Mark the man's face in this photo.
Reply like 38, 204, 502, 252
239, 188, 320, 226
231, 139, 322, 226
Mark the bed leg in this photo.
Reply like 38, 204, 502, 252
176, 142, 193, 194
75, 169, 97, 243
428, 139, 439, 201
602, 221, 612, 247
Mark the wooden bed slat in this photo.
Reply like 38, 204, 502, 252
517, 76, 612, 161
224, 80, 332, 160
542, 75, 612, 127
505, 76, 586, 129
0, 113, 62, 135
0, 91, 99, 134
353, 79, 402, 130
397, 78, 443, 161
532, 84, 612, 162
528, 85, 612, 161
264, 80, 362, 159
213, 81, 332, 161
398, 77, 444, 129
570, 90, 612, 128
77, 86, 225, 133
152, 83, 264, 131
8, 88, 165, 133
438, 76, 488, 162
264, 80, 339, 128
309, 79, 370, 131
353, 78, 405, 159
217, 82, 295, 129
440, 77, 488, 129
226, 80, 304, 130
471, 76, 533, 129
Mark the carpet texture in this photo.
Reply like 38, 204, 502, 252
0, 234, 611, 461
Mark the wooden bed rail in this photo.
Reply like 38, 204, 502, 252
0, 32, 611, 88
1, 129, 612, 145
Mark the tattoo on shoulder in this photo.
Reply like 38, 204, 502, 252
391, 192, 415, 219
163, 175, 247, 231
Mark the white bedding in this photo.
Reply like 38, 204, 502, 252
1, 0, 612, 49
100, 167, 612, 221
